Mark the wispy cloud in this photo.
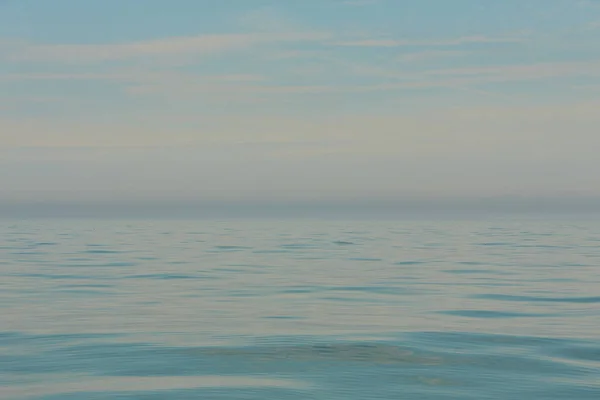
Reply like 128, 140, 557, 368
0, 71, 265, 83
586, 19, 600, 30
6, 59, 596, 102
399, 50, 467, 62
333, 35, 523, 47
3, 32, 330, 63
118, 59, 600, 101
425, 60, 600, 80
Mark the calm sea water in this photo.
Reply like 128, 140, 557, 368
1, 217, 600, 399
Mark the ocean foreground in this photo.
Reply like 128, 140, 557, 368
1, 216, 599, 399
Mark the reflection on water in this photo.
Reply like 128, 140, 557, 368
1, 218, 600, 399
2, 376, 309, 399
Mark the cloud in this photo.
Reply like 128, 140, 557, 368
586, 20, 600, 30
399, 50, 467, 62
333, 35, 523, 47
424, 60, 600, 80
2, 32, 330, 63
4, 45, 599, 112
117, 59, 600, 99
0, 71, 265, 83
18, 58, 589, 88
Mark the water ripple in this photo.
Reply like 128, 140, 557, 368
1, 218, 599, 400
473, 294, 600, 303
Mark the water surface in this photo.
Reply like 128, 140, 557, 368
1, 217, 599, 399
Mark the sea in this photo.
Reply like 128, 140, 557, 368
1, 215, 599, 399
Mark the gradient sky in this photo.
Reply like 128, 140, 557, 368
1, 0, 600, 205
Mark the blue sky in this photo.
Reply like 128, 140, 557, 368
1, 0, 600, 205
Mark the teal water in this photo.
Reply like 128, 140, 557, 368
1, 217, 599, 399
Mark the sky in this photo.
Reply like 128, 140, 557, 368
1, 0, 600, 210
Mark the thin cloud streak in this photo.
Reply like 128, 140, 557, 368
333, 35, 524, 47
5, 58, 598, 88
399, 50, 467, 62
3, 32, 331, 63
121, 59, 600, 98
0, 72, 265, 83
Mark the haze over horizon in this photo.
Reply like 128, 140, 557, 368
2, 0, 600, 212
